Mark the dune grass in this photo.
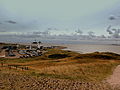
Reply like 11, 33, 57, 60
0, 49, 120, 82
28, 59, 119, 82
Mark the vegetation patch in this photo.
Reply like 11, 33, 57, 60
0, 48, 120, 83
36, 62, 119, 82
48, 54, 70, 59
74, 52, 120, 60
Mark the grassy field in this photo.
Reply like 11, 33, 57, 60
0, 48, 120, 82
1, 47, 120, 89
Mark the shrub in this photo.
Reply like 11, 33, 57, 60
74, 52, 120, 60
48, 54, 70, 59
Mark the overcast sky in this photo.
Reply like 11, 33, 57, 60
0, 0, 120, 35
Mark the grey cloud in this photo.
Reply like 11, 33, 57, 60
32, 31, 50, 36
33, 31, 42, 35
106, 25, 113, 34
47, 28, 52, 30
88, 31, 95, 37
107, 30, 113, 34
75, 29, 83, 35
47, 28, 59, 31
0, 31, 6, 32
106, 25, 120, 38
109, 16, 116, 20
6, 20, 17, 24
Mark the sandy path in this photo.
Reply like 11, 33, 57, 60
0, 50, 5, 57
107, 65, 120, 88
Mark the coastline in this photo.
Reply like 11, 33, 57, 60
1, 42, 120, 54
61, 43, 120, 54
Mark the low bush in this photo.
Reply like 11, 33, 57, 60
74, 52, 120, 60
48, 54, 70, 59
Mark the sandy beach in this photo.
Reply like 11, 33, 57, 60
5, 41, 120, 54
61, 44, 120, 54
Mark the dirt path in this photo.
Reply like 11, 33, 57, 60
0, 50, 5, 57
107, 65, 120, 89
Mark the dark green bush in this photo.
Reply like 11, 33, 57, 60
74, 52, 120, 60
48, 54, 70, 59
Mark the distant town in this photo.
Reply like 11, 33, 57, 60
0, 41, 63, 58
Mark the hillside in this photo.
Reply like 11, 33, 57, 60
0, 48, 120, 89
